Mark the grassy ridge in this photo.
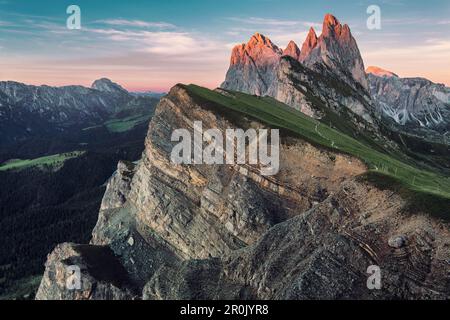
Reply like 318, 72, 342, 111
83, 113, 153, 133
185, 84, 450, 202
104, 114, 152, 133
0, 151, 84, 172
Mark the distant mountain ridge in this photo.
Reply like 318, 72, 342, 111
0, 79, 157, 153
91, 78, 129, 94
366, 66, 398, 78
131, 91, 167, 99
367, 71, 450, 143
0, 78, 128, 125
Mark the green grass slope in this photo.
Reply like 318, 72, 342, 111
0, 151, 84, 172
104, 114, 153, 133
82, 105, 154, 134
184, 85, 450, 212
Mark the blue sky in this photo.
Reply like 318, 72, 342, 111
0, 0, 449, 90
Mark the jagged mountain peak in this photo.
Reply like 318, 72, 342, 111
321, 14, 352, 39
249, 33, 274, 46
366, 66, 399, 78
283, 40, 301, 60
222, 13, 370, 114
243, 32, 282, 54
322, 13, 342, 34
301, 14, 368, 91
323, 13, 340, 26
91, 78, 128, 94
299, 27, 318, 61
229, 33, 282, 65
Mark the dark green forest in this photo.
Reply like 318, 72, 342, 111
0, 120, 152, 299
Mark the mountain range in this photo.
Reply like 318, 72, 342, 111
221, 14, 450, 149
0, 13, 448, 300
0, 78, 158, 160
31, 14, 450, 300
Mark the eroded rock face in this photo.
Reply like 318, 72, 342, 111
100, 161, 137, 211
37, 85, 450, 300
143, 180, 450, 300
368, 73, 450, 144
124, 85, 366, 260
273, 57, 375, 125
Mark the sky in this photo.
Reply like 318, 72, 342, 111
0, 0, 449, 92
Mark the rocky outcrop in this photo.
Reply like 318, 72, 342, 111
36, 243, 136, 300
220, 13, 449, 147
368, 72, 450, 144
222, 14, 369, 95
37, 84, 450, 300
144, 181, 450, 300
99, 161, 137, 211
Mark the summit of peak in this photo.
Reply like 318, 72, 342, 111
252, 32, 265, 40
306, 27, 318, 42
243, 32, 282, 55
250, 33, 267, 43
299, 27, 318, 62
323, 13, 340, 27
366, 66, 399, 78
322, 13, 344, 37
308, 27, 317, 35
248, 33, 278, 49
91, 78, 128, 94
283, 41, 301, 60
228, 33, 282, 67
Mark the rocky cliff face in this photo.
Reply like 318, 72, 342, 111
36, 85, 450, 300
367, 70, 450, 144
